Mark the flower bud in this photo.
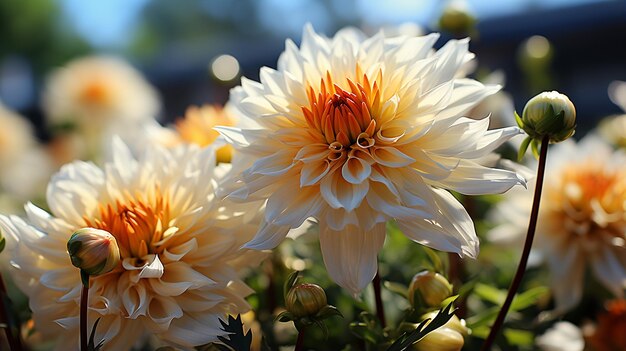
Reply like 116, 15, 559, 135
421, 311, 470, 337
285, 283, 328, 318
520, 91, 576, 143
408, 271, 453, 308
413, 327, 464, 351
67, 227, 120, 276
438, 1, 476, 37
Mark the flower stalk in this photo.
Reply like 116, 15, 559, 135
294, 326, 306, 351
373, 270, 386, 328
80, 273, 89, 351
481, 135, 550, 350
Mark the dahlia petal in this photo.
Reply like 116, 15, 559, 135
319, 223, 386, 294
342, 155, 372, 184
435, 79, 501, 121
149, 262, 214, 297
457, 126, 523, 159
146, 296, 183, 331
590, 249, 626, 298
301, 160, 332, 186
46, 161, 104, 223
295, 143, 330, 162
398, 188, 479, 258
247, 149, 296, 176
546, 244, 585, 312
160, 312, 223, 347
265, 180, 323, 226
243, 220, 291, 250
433, 160, 526, 195
138, 254, 164, 280
320, 169, 369, 211
163, 238, 198, 262
370, 146, 415, 167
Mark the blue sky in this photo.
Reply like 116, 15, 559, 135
60, 0, 608, 48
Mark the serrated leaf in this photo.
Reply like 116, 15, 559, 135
216, 315, 252, 351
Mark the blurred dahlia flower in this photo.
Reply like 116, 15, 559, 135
488, 136, 626, 312
138, 104, 241, 164
0, 139, 265, 350
42, 56, 160, 162
0, 103, 53, 214
218, 24, 525, 293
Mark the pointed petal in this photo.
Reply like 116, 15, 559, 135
319, 223, 386, 294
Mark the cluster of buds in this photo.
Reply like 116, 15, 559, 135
277, 271, 342, 332
67, 227, 120, 286
516, 91, 577, 159
408, 271, 454, 310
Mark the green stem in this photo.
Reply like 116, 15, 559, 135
481, 135, 550, 351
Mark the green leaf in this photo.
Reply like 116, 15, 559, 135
473, 283, 506, 305
510, 286, 549, 311
531, 139, 540, 159
503, 328, 534, 346
216, 314, 252, 351
0, 237, 5, 254
316, 305, 343, 319
386, 299, 457, 351
517, 136, 532, 161
514, 111, 524, 129
383, 281, 409, 299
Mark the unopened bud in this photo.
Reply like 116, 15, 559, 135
519, 91, 576, 143
413, 327, 464, 351
67, 228, 120, 276
285, 283, 328, 318
438, 1, 476, 37
408, 271, 453, 308
421, 311, 470, 337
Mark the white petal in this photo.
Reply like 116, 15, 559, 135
433, 160, 526, 195
242, 220, 291, 250
590, 248, 626, 298
319, 223, 386, 294
342, 155, 372, 184
320, 169, 369, 211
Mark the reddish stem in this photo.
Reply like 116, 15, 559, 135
373, 270, 386, 328
481, 136, 550, 350
80, 284, 89, 351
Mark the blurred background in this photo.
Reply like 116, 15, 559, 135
1, 0, 625, 140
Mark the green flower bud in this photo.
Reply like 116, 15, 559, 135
67, 227, 120, 276
438, 1, 476, 37
408, 271, 453, 308
519, 91, 576, 143
413, 327, 464, 351
285, 283, 328, 318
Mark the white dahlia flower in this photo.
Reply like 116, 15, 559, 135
0, 138, 265, 350
488, 136, 626, 312
218, 24, 525, 293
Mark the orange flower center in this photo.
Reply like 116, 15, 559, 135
545, 164, 626, 243
302, 68, 382, 148
79, 80, 110, 105
84, 194, 171, 261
